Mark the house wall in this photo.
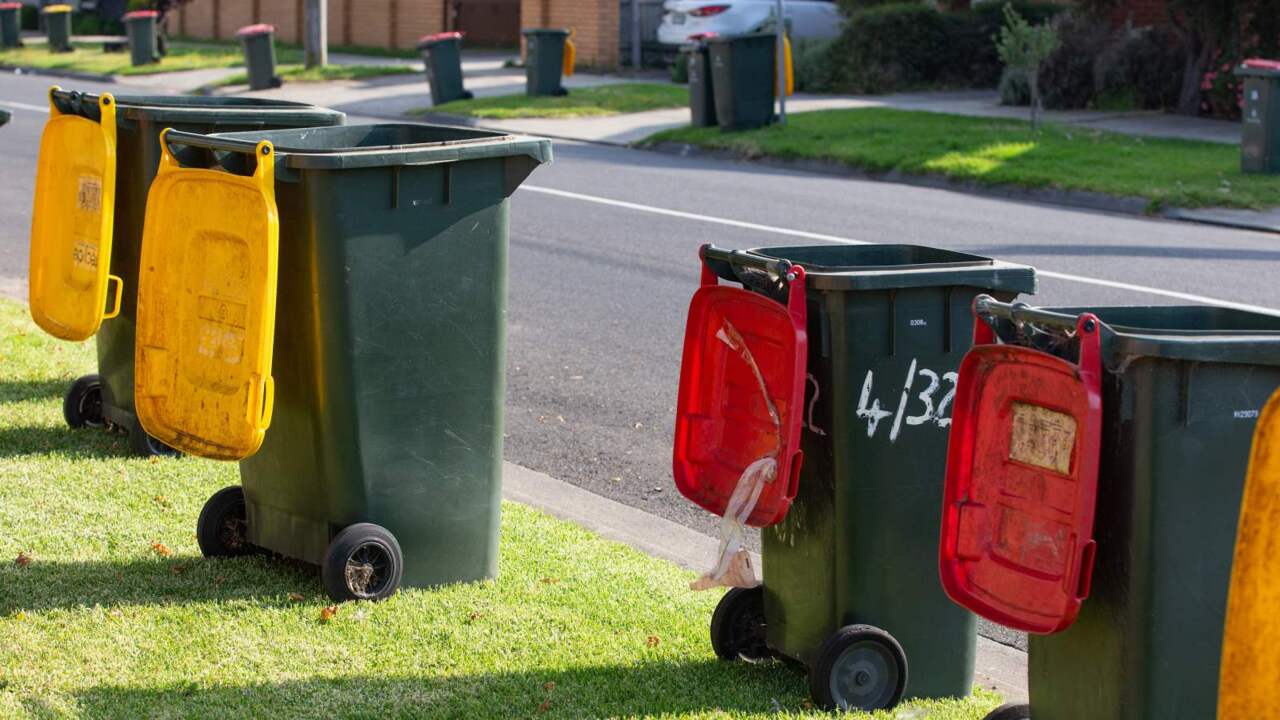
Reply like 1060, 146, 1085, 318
519, 0, 618, 68
174, 0, 448, 49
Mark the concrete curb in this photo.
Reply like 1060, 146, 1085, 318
500, 460, 1029, 703
2, 64, 116, 84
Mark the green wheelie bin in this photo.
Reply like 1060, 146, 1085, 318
169, 124, 551, 603
122, 10, 160, 66
237, 23, 281, 91
42, 3, 71, 52
522, 28, 570, 96
417, 31, 473, 106
956, 299, 1280, 720
1236, 59, 1280, 174
707, 33, 775, 131
685, 244, 1036, 711
0, 2, 23, 48
684, 33, 717, 127
38, 89, 343, 457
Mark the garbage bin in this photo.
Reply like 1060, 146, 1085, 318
42, 3, 71, 53
1236, 58, 1280, 174
676, 244, 1036, 711
122, 10, 159, 66
522, 28, 569, 97
0, 108, 10, 127
1218, 388, 1280, 720
684, 32, 717, 127
28, 87, 344, 457
417, 31, 473, 106
708, 33, 775, 131
149, 124, 551, 602
944, 298, 1280, 720
236, 23, 280, 91
0, 2, 22, 48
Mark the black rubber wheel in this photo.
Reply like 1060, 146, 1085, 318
196, 486, 254, 558
809, 624, 908, 712
63, 374, 105, 429
128, 427, 181, 458
984, 703, 1031, 720
322, 523, 404, 602
710, 586, 772, 662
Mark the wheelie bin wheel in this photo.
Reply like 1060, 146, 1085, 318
809, 624, 907, 712
984, 703, 1031, 720
710, 586, 772, 662
322, 523, 404, 602
129, 427, 181, 458
197, 486, 254, 558
63, 374, 105, 429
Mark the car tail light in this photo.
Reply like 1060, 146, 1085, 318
689, 4, 730, 17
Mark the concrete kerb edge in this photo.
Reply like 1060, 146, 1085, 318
3, 64, 117, 84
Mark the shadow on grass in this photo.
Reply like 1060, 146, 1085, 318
0, 424, 133, 459
0, 554, 320, 614
0, 378, 69, 404
68, 661, 808, 719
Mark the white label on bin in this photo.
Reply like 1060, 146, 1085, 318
1008, 402, 1077, 474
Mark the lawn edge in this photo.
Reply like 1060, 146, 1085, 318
1, 63, 116, 83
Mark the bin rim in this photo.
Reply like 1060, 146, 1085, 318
1237, 58, 1280, 77
0, 3, 24, 10
42, 4, 72, 12
417, 31, 463, 48
201, 123, 553, 170
237, 23, 275, 37
975, 297, 1280, 368
711, 244, 1037, 294
521, 27, 570, 36
48, 89, 345, 125
122, 9, 160, 20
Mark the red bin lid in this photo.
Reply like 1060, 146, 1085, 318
939, 304, 1103, 635
123, 9, 159, 19
418, 31, 464, 45
236, 23, 275, 37
672, 257, 808, 528
0, 3, 24, 10
1242, 58, 1280, 71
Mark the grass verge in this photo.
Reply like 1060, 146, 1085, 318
0, 298, 1003, 718
424, 83, 687, 119
207, 63, 418, 88
646, 108, 1273, 211
0, 41, 301, 76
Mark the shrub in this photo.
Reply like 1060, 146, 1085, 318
828, 3, 950, 93
836, 0, 922, 14
1037, 12, 1110, 110
944, 1, 1066, 87
670, 51, 689, 84
792, 38, 839, 92
1098, 28, 1185, 110
998, 67, 1031, 105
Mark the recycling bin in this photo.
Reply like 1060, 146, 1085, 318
42, 3, 71, 53
417, 31, 473, 106
708, 33, 775, 131
676, 244, 1036, 711
237, 23, 280, 91
153, 124, 551, 602
28, 88, 344, 457
0, 108, 9, 126
122, 10, 159, 66
684, 33, 717, 127
946, 298, 1280, 720
1236, 59, 1280, 174
522, 28, 569, 96
0, 2, 22, 48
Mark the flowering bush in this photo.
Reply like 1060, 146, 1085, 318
1200, 51, 1246, 121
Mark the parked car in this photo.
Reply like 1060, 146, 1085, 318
656, 0, 842, 45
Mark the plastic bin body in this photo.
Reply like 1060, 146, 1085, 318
237, 24, 279, 91
123, 11, 158, 66
708, 33, 775, 131
45, 91, 343, 448
704, 244, 1036, 700
0, 3, 22, 48
522, 28, 568, 97
685, 37, 716, 127
204, 124, 551, 589
418, 32, 471, 106
968, 306, 1280, 720
1238, 61, 1280, 174
43, 4, 71, 52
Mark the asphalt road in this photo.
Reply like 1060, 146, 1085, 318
5, 71, 1280, 651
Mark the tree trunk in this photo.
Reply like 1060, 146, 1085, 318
1175, 34, 1212, 116
1029, 66, 1041, 131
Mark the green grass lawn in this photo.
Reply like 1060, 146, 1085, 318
425, 83, 688, 119
208, 63, 419, 88
648, 108, 1275, 211
0, 41, 302, 76
0, 298, 1005, 719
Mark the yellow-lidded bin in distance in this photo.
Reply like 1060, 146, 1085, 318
29, 87, 122, 341
133, 129, 279, 461
1219, 387, 1280, 720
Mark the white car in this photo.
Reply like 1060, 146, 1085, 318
656, 0, 843, 46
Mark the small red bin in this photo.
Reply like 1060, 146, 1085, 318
672, 256, 807, 528
939, 303, 1103, 634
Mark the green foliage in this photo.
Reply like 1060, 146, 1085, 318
998, 67, 1030, 106
835, 0, 921, 14
940, 1, 1064, 87
1037, 12, 1109, 110
996, 3, 1060, 127
670, 50, 689, 84
1098, 28, 1185, 111
792, 38, 839, 92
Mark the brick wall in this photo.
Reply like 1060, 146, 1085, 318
175, 0, 448, 49
519, 0, 618, 69
1108, 0, 1168, 29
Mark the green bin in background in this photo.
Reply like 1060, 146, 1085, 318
700, 244, 1036, 711
123, 10, 159, 66
1236, 59, 1280, 174
707, 33, 774, 131
236, 23, 281, 91
42, 3, 71, 52
966, 301, 1280, 720
178, 124, 551, 603
417, 31, 473, 106
49, 90, 344, 457
522, 28, 569, 97
684, 33, 717, 127
0, 2, 23, 48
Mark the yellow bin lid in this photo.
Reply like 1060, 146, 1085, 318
42, 4, 73, 13
28, 87, 122, 342
134, 129, 279, 461
1219, 387, 1280, 719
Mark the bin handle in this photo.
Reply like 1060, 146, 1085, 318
161, 128, 265, 157
158, 128, 276, 192
248, 374, 275, 431
102, 275, 123, 320
700, 243, 799, 299
973, 294, 1103, 375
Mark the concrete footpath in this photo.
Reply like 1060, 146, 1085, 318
501, 461, 1031, 704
